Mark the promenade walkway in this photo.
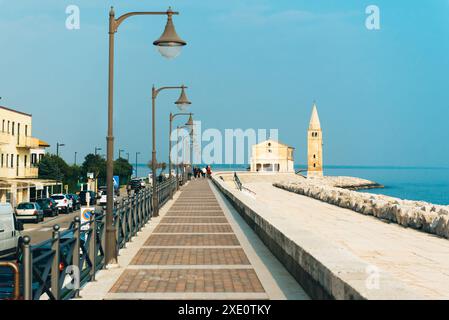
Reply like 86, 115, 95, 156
81, 179, 307, 300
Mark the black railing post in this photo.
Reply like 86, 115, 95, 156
51, 224, 61, 300
101, 212, 106, 268
73, 216, 81, 298
88, 215, 97, 281
22, 236, 32, 300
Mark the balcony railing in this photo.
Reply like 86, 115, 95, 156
0, 167, 39, 179
0, 132, 11, 144
22, 167, 39, 178
17, 136, 39, 149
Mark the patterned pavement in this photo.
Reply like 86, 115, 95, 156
108, 179, 268, 298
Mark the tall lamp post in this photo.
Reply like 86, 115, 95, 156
74, 151, 77, 165
169, 112, 193, 179
176, 125, 192, 187
119, 149, 124, 159
185, 114, 194, 176
135, 152, 140, 178
105, 6, 186, 265
126, 152, 129, 162
152, 85, 191, 217
56, 142, 65, 157
95, 147, 102, 155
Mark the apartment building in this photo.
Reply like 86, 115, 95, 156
0, 106, 60, 206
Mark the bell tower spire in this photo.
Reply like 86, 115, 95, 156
307, 102, 323, 177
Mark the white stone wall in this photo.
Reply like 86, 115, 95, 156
274, 181, 449, 239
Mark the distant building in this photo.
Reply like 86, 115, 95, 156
250, 139, 294, 173
0, 106, 61, 206
307, 103, 323, 177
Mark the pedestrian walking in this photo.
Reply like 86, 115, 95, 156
201, 167, 206, 178
206, 165, 212, 178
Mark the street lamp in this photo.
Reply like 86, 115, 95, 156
74, 151, 77, 165
95, 147, 102, 155
119, 149, 124, 159
56, 142, 65, 157
169, 112, 193, 179
126, 152, 130, 162
105, 6, 186, 266
152, 85, 191, 217
185, 114, 195, 170
176, 125, 192, 188
135, 152, 140, 178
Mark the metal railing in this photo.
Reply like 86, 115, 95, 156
9, 179, 178, 300
0, 261, 20, 300
233, 172, 256, 195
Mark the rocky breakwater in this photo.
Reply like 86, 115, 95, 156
274, 180, 449, 239
307, 176, 384, 190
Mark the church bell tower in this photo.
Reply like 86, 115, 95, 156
307, 103, 323, 177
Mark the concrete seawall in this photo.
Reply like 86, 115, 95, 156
212, 173, 422, 300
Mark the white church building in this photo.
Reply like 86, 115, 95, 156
250, 139, 295, 173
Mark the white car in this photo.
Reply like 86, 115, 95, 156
99, 194, 118, 207
15, 202, 44, 224
51, 194, 72, 214
0, 203, 23, 259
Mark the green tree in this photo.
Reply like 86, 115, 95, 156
38, 154, 69, 181
114, 158, 133, 185
81, 154, 106, 184
38, 154, 82, 192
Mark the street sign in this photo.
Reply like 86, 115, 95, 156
87, 172, 94, 179
80, 207, 95, 231
113, 175, 119, 189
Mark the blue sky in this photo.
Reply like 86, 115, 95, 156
0, 0, 448, 167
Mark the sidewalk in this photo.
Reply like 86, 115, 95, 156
79, 179, 307, 300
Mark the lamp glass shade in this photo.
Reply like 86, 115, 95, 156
153, 10, 186, 60
175, 87, 191, 111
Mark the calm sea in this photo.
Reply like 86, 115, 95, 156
133, 164, 449, 205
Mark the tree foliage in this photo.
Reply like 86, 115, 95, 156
114, 157, 133, 185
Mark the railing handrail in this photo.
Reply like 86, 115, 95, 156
0, 261, 20, 300
233, 172, 256, 195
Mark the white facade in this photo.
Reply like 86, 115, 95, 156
250, 139, 294, 173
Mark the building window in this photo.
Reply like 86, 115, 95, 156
7, 121, 10, 133
25, 125, 28, 136
6, 154, 8, 168
11, 154, 13, 168
2, 120, 4, 132
313, 154, 316, 159
24, 155, 27, 168
313, 163, 316, 168
12, 122, 14, 135
1, 154, 3, 168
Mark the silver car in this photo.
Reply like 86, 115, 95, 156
16, 202, 44, 224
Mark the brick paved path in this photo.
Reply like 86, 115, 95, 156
108, 179, 268, 299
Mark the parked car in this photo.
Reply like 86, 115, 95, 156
130, 178, 146, 192
0, 203, 23, 259
68, 194, 80, 210
36, 198, 58, 217
78, 190, 96, 206
99, 192, 118, 208
97, 186, 107, 198
15, 202, 44, 224
50, 194, 71, 214
99, 184, 120, 197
